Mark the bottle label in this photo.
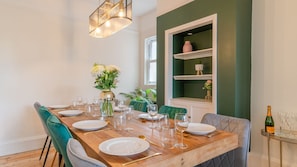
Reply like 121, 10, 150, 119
266, 126, 275, 134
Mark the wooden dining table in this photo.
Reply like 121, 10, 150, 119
49, 107, 238, 167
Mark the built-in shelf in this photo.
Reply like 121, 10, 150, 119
174, 74, 212, 80
174, 48, 212, 60
171, 97, 212, 103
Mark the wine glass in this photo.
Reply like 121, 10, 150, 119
175, 113, 189, 149
147, 104, 158, 129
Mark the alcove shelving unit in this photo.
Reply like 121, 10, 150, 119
164, 14, 217, 122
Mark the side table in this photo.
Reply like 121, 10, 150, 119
261, 129, 297, 167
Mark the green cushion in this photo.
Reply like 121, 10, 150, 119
159, 105, 187, 119
129, 100, 148, 112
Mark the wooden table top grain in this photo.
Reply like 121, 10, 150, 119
49, 107, 238, 167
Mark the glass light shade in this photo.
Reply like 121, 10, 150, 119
89, 0, 132, 38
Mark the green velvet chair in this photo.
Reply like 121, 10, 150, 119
129, 100, 148, 112
37, 106, 62, 167
47, 115, 73, 167
34, 102, 51, 165
159, 105, 187, 119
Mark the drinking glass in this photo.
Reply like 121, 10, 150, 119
157, 113, 170, 130
113, 115, 126, 131
124, 106, 134, 131
125, 106, 134, 120
85, 104, 93, 117
118, 100, 127, 112
161, 126, 176, 149
174, 113, 189, 149
147, 104, 158, 129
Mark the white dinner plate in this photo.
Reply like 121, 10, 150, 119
186, 123, 216, 135
48, 104, 70, 109
99, 137, 150, 156
58, 110, 83, 117
138, 113, 164, 121
72, 120, 107, 131
113, 106, 128, 112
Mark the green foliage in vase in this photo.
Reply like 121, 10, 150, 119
120, 88, 157, 104
202, 80, 212, 90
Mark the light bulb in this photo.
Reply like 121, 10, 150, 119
95, 28, 101, 33
105, 20, 110, 27
119, 10, 124, 17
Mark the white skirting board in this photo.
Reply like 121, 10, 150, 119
0, 135, 46, 156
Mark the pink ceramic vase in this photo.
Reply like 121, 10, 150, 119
183, 41, 192, 53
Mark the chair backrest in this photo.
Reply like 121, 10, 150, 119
67, 138, 107, 167
34, 102, 50, 135
159, 105, 187, 119
47, 115, 73, 167
37, 106, 61, 153
200, 113, 251, 167
129, 100, 148, 112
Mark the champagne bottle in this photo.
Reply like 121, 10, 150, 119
265, 105, 275, 134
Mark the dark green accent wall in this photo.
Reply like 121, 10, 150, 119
156, 0, 252, 120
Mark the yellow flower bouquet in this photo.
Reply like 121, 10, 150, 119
91, 63, 120, 90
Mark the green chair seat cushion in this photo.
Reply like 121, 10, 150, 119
159, 105, 187, 119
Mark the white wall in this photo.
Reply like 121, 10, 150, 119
139, 10, 157, 90
250, 0, 297, 166
157, 0, 297, 167
0, 0, 139, 155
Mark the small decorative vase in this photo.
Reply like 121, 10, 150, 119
205, 90, 212, 100
183, 41, 192, 53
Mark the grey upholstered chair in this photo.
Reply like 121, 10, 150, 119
196, 113, 251, 167
67, 138, 107, 167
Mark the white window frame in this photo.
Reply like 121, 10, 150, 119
144, 36, 157, 86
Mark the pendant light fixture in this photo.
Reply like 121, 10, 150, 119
89, 0, 132, 38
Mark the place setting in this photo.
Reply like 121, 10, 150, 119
58, 110, 83, 117
98, 136, 162, 166
99, 137, 150, 156
48, 104, 70, 110
185, 122, 217, 137
72, 119, 108, 132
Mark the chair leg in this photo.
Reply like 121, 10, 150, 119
39, 135, 49, 160
58, 153, 63, 167
51, 151, 57, 167
42, 139, 52, 167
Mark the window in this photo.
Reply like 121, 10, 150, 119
144, 36, 157, 85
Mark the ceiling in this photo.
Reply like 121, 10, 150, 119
132, 0, 156, 17
91, 0, 157, 17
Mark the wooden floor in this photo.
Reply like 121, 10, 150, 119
0, 147, 59, 167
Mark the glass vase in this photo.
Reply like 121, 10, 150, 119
100, 89, 114, 117
101, 98, 114, 117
